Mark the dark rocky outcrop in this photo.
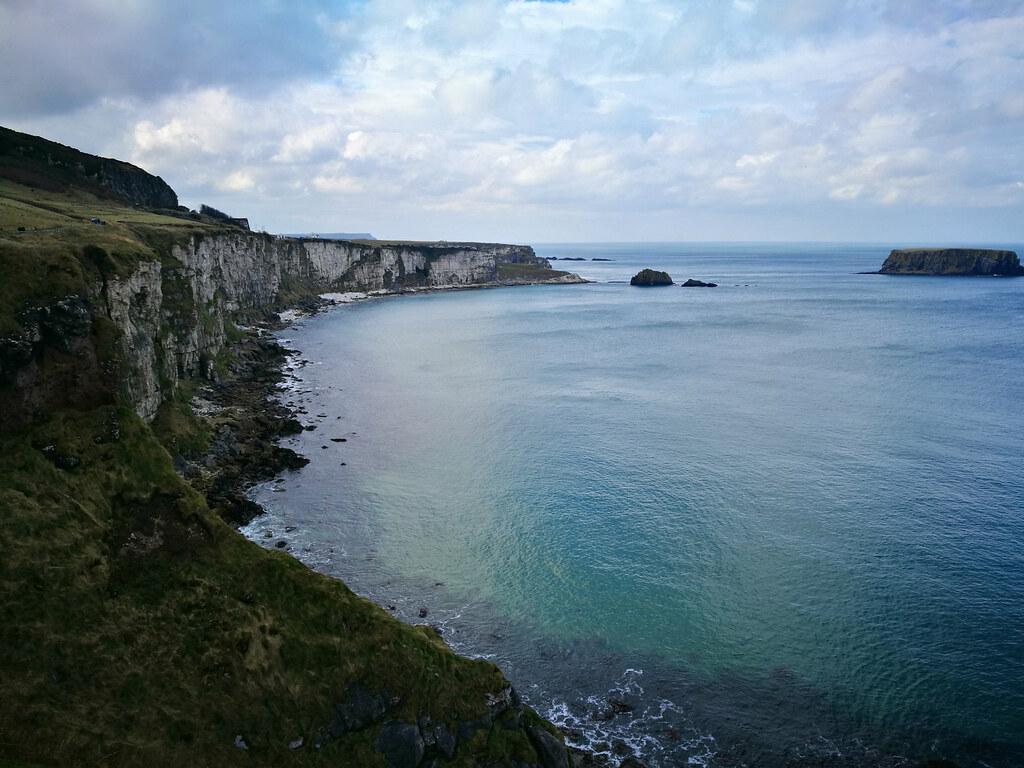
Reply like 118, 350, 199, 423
878, 248, 1023, 276
681, 278, 717, 287
376, 722, 425, 768
0, 126, 178, 208
630, 269, 673, 286
528, 725, 571, 768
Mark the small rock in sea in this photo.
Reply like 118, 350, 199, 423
288, 736, 304, 750
630, 268, 673, 286
418, 607, 429, 618
330, 437, 347, 442
263, 530, 273, 538
387, 605, 397, 611
275, 540, 288, 549
340, 462, 347, 466
433, 581, 444, 587
321, 445, 328, 449
681, 278, 717, 287
234, 735, 248, 750
431, 624, 444, 635
285, 526, 296, 533
607, 698, 633, 715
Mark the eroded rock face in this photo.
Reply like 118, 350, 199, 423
630, 269, 673, 286
878, 248, 1024, 276
376, 722, 425, 768
90, 234, 571, 420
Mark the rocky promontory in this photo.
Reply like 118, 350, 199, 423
630, 269, 673, 286
878, 248, 1023, 276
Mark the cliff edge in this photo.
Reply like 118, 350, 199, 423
0, 128, 582, 767
878, 248, 1023, 276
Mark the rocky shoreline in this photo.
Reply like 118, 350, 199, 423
177, 293, 633, 768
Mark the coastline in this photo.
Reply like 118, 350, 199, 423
184, 279, 591, 531
172, 283, 615, 766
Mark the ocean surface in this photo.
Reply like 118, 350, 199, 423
243, 243, 1024, 767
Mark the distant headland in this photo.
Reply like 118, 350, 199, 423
876, 248, 1023, 276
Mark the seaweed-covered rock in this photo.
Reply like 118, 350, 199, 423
630, 269, 673, 286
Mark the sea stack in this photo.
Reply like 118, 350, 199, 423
631, 269, 673, 286
878, 248, 1024, 276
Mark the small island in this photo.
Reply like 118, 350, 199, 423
878, 248, 1023, 276
631, 268, 673, 286
681, 278, 717, 287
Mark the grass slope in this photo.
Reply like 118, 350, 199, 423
0, 405, 542, 767
0, 178, 212, 334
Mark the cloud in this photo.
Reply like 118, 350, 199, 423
0, 0, 350, 116
2, 0, 1023, 240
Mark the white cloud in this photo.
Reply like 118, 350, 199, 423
6, 0, 1023, 240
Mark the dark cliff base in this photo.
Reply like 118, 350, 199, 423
876, 248, 1023, 276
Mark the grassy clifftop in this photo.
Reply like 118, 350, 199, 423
0, 173, 214, 335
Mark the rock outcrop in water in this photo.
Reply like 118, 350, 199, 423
878, 248, 1023, 276
630, 269, 673, 286
681, 278, 717, 287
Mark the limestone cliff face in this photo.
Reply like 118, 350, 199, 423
95, 233, 570, 420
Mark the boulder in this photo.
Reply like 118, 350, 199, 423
630, 269, 673, 286
328, 685, 392, 738
527, 725, 570, 768
376, 721, 425, 768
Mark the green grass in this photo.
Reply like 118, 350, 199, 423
0, 405, 530, 767
0, 179, 220, 334
496, 262, 573, 281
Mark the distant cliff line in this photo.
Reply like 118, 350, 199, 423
0, 126, 583, 427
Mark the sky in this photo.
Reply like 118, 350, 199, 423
2, 0, 1023, 242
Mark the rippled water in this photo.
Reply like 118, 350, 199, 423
244, 243, 1024, 767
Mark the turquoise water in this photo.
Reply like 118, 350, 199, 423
246, 243, 1024, 767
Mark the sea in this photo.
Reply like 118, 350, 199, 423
242, 243, 1024, 767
